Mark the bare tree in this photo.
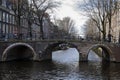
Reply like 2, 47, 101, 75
79, 0, 118, 41
24, 1, 35, 40
84, 18, 100, 40
31, 0, 59, 39
58, 17, 76, 35
105, 0, 118, 42
53, 17, 77, 39
11, 0, 29, 39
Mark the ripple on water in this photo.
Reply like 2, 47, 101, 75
0, 48, 120, 80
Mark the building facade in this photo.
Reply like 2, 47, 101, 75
0, 0, 41, 40
0, 0, 54, 40
0, 0, 17, 40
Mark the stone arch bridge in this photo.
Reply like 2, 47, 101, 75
0, 40, 120, 62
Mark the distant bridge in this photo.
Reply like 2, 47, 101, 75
0, 40, 120, 62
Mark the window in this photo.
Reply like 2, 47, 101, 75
0, 23, 2, 37
2, 0, 6, 7
2, 12, 6, 22
11, 15, 13, 24
0, 23, 1, 30
6, 13, 9, 23
13, 16, 15, 24
0, 0, 2, 5
0, 11, 1, 21
10, 25, 14, 34
9, 25, 11, 33
6, 24, 8, 33
2, 24, 5, 33
9, 15, 12, 23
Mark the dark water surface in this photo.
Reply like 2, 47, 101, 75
0, 61, 120, 80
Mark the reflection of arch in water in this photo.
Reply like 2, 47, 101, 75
87, 44, 114, 62
2, 43, 36, 61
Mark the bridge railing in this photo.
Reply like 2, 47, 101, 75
0, 38, 120, 45
0, 39, 110, 44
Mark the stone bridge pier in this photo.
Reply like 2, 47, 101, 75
0, 40, 119, 62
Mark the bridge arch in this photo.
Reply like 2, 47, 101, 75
45, 41, 78, 51
41, 41, 80, 61
87, 44, 113, 62
2, 43, 36, 61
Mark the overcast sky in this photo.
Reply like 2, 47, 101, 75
51, 0, 88, 36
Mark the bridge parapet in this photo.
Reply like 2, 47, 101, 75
0, 40, 119, 62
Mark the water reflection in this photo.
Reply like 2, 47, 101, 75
0, 60, 119, 79
88, 47, 110, 62
88, 50, 102, 62
101, 61, 110, 80
0, 48, 119, 80
52, 48, 79, 63
0, 61, 33, 80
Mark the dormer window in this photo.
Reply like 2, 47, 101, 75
6, 0, 12, 9
0, 0, 2, 5
2, 0, 6, 7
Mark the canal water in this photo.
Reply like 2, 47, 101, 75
0, 48, 120, 80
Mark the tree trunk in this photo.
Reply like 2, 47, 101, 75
39, 19, 44, 40
102, 32, 106, 41
18, 14, 22, 40
118, 30, 120, 43
102, 21, 106, 42
108, 15, 112, 42
28, 22, 32, 40
17, 0, 22, 40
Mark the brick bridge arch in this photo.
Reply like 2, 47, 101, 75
40, 41, 81, 61
87, 44, 115, 62
2, 43, 36, 61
